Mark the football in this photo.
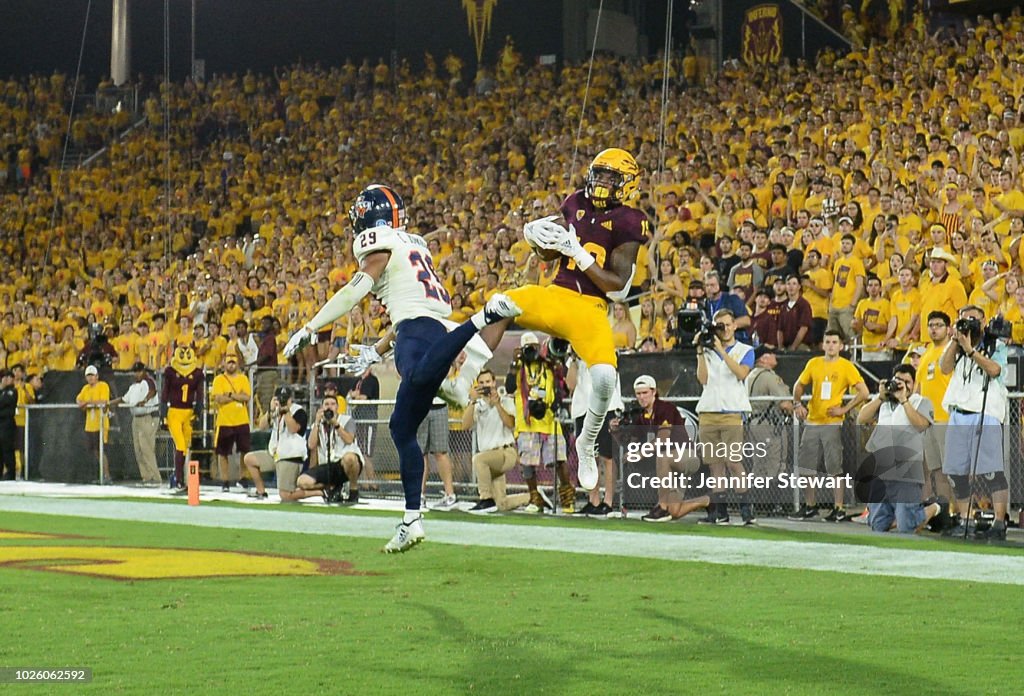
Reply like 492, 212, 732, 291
530, 243, 562, 262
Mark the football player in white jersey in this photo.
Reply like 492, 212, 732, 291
283, 184, 520, 552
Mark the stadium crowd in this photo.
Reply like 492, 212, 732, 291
2, 12, 1024, 386
1, 10, 1024, 387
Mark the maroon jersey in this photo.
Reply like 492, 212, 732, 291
752, 249, 772, 270
751, 302, 783, 346
555, 191, 648, 299
162, 367, 204, 409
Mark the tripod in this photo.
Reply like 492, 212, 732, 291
960, 341, 999, 540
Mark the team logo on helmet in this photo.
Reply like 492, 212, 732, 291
352, 198, 373, 221
586, 148, 640, 208
349, 184, 406, 234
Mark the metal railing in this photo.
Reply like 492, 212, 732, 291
19, 391, 1024, 515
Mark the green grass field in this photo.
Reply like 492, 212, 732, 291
1, 503, 1020, 695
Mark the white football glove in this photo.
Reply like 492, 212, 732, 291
534, 222, 595, 271
283, 325, 317, 358
338, 343, 382, 374
523, 215, 564, 247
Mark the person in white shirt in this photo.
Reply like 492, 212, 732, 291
114, 361, 162, 485
939, 305, 1010, 540
233, 320, 259, 368
464, 370, 529, 514
295, 394, 364, 503
282, 184, 518, 552
695, 309, 754, 525
856, 365, 947, 534
243, 385, 308, 502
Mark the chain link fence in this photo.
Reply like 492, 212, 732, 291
21, 381, 1024, 518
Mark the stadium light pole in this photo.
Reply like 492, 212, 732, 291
111, 0, 130, 86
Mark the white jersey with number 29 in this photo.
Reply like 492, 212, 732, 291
353, 225, 452, 326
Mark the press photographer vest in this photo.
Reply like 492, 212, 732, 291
696, 341, 753, 414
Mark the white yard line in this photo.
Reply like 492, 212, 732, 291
0, 491, 1021, 585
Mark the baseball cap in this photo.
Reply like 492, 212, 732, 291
130, 361, 146, 372
520, 332, 540, 347
84, 365, 98, 376
633, 375, 657, 391
838, 216, 854, 225
754, 344, 776, 360
910, 345, 927, 357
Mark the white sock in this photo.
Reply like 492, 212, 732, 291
461, 334, 492, 378
403, 510, 421, 524
579, 408, 605, 453
580, 364, 617, 451
470, 310, 487, 330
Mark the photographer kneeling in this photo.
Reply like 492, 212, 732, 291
939, 306, 1011, 540
464, 370, 530, 514
612, 375, 709, 523
856, 366, 947, 534
297, 394, 364, 504
243, 385, 308, 502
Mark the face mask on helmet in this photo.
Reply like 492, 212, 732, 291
586, 167, 624, 207
585, 148, 639, 208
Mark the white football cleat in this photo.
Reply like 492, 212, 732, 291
382, 516, 425, 553
575, 439, 599, 491
283, 326, 316, 358
483, 293, 522, 324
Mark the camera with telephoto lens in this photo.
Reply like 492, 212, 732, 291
322, 409, 335, 422
545, 337, 571, 362
617, 405, 643, 426
957, 315, 1012, 354
521, 343, 540, 364
882, 378, 902, 403
528, 398, 548, 419
274, 384, 292, 408
955, 316, 981, 337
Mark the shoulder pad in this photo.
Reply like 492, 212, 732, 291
353, 226, 401, 261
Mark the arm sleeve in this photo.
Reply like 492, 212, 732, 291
731, 295, 749, 318
768, 375, 791, 398
307, 272, 375, 331
917, 397, 934, 422
800, 300, 813, 327
293, 408, 309, 437
739, 347, 755, 368
796, 362, 812, 388
846, 361, 865, 388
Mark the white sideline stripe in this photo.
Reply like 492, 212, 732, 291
0, 497, 1020, 586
